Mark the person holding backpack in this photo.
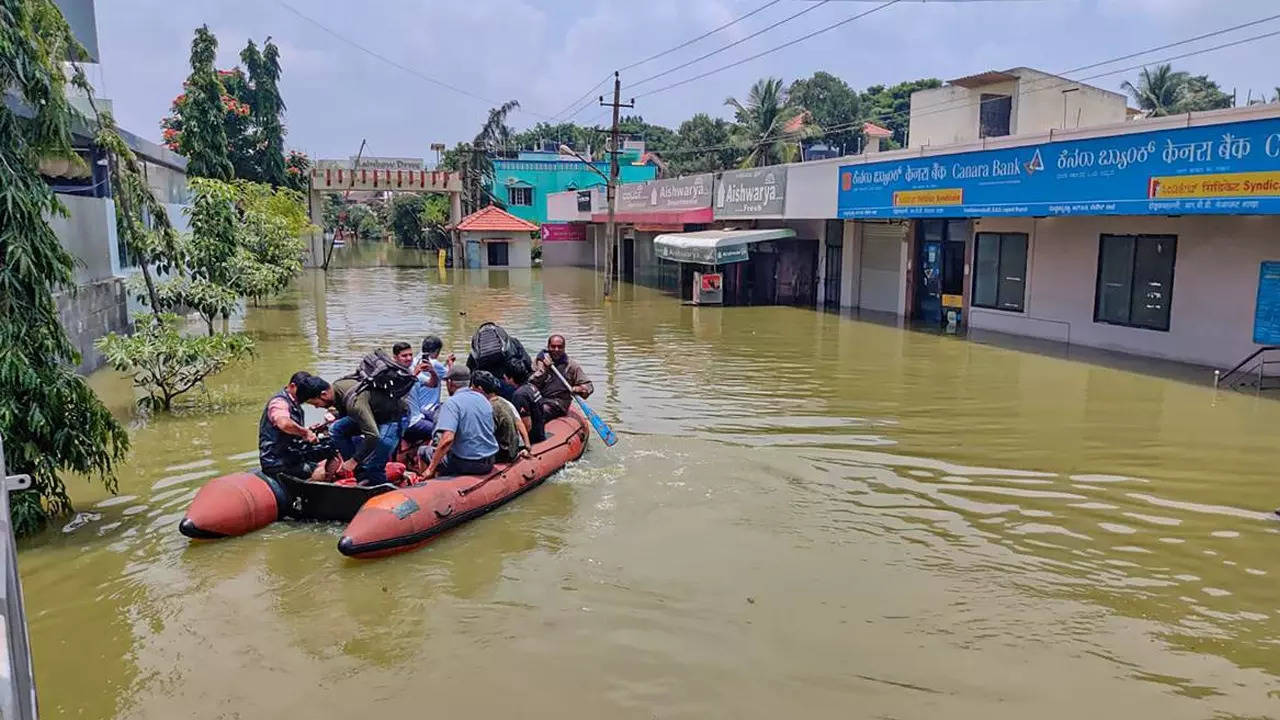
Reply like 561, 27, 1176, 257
466, 322, 530, 401
329, 349, 417, 486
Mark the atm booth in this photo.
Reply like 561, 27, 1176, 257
653, 228, 805, 306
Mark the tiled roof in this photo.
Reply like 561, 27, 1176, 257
862, 122, 892, 137
454, 205, 538, 232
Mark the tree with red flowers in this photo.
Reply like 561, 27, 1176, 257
162, 30, 304, 188
176, 25, 234, 180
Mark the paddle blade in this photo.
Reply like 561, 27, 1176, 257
576, 396, 618, 447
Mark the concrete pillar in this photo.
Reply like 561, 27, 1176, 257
305, 189, 326, 268
449, 191, 464, 267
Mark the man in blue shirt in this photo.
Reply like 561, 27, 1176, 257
402, 336, 454, 445
423, 366, 499, 478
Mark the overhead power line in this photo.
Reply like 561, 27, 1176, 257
551, 75, 613, 121
273, 0, 554, 119
629, 0, 835, 89
656, 19, 1280, 156
553, 0, 790, 121
636, 0, 908, 98
621, 0, 788, 73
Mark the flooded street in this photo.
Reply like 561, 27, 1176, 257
20, 260, 1280, 719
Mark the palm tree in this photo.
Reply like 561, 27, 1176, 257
462, 100, 519, 212
1122, 64, 1188, 117
724, 77, 817, 168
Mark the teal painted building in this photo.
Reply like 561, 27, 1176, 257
491, 150, 658, 225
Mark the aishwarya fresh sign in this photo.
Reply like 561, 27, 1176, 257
837, 117, 1280, 218
716, 167, 787, 216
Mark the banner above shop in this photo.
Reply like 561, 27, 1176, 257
541, 223, 586, 242
715, 167, 787, 217
837, 116, 1280, 218
618, 174, 714, 212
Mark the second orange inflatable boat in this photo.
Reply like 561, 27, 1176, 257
337, 410, 589, 558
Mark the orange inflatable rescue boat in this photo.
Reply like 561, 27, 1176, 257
178, 411, 588, 555
338, 411, 588, 558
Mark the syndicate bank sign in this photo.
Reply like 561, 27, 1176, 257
715, 167, 787, 216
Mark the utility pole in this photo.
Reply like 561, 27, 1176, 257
600, 71, 633, 299
322, 138, 366, 271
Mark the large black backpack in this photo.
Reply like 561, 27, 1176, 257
341, 349, 417, 403
470, 322, 513, 369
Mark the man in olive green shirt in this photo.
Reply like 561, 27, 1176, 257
329, 376, 406, 485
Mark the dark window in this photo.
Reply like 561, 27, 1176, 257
972, 232, 1027, 311
487, 241, 510, 267
1093, 234, 1176, 331
507, 186, 532, 206
979, 94, 1012, 138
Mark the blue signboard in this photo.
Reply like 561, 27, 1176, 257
837, 117, 1280, 218
1253, 261, 1280, 345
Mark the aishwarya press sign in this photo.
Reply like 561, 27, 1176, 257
715, 167, 787, 216
837, 117, 1280, 218
617, 174, 714, 212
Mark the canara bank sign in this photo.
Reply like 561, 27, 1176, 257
837, 117, 1280, 218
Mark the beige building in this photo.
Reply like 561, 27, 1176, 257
907, 67, 1129, 149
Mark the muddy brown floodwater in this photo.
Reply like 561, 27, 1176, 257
18, 259, 1280, 719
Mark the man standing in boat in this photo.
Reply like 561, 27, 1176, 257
401, 335, 454, 445
530, 334, 594, 419
259, 372, 335, 482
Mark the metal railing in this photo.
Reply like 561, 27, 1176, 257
1214, 346, 1280, 393
0, 433, 38, 720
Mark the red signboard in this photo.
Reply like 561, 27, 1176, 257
541, 223, 587, 242
700, 273, 723, 292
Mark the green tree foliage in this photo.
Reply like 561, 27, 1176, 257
459, 101, 521, 213
0, 0, 130, 535
789, 71, 862, 153
163, 31, 303, 188
861, 78, 941, 148
617, 115, 678, 154
1120, 64, 1234, 117
420, 194, 451, 249
1177, 74, 1233, 113
667, 113, 736, 176
98, 316, 254, 412
229, 180, 310, 302
241, 39, 288, 186
725, 77, 816, 168
178, 25, 234, 180
284, 149, 311, 192
510, 122, 597, 154
1122, 64, 1188, 117
100, 176, 305, 410
389, 194, 428, 247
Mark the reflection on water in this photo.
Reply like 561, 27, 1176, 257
18, 264, 1280, 718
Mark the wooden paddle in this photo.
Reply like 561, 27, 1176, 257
547, 362, 618, 447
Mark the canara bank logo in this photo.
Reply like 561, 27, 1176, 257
841, 171, 852, 191
1024, 149, 1044, 175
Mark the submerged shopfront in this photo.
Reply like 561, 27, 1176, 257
834, 106, 1280, 368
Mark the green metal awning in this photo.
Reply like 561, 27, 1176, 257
653, 228, 796, 265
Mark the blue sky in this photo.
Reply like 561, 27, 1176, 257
92, 0, 1280, 162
